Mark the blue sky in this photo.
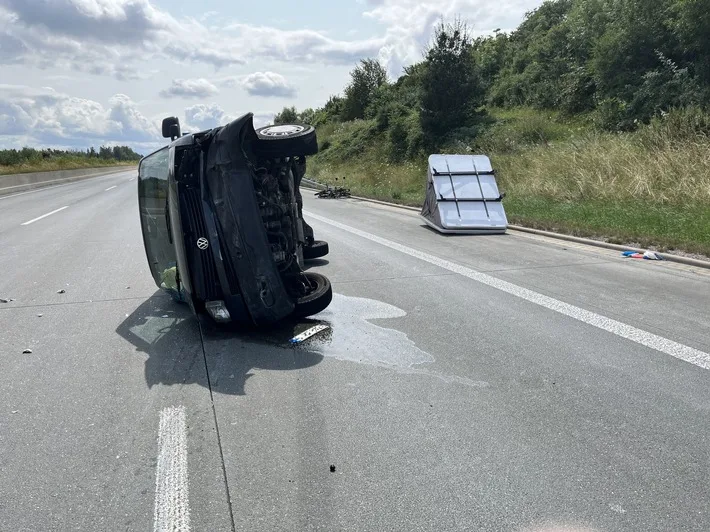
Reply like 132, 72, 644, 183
0, 0, 541, 152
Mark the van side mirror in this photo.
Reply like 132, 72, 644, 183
162, 117, 181, 140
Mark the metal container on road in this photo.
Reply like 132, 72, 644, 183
420, 154, 508, 234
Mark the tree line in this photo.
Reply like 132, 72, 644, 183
0, 146, 143, 166
274, 0, 710, 157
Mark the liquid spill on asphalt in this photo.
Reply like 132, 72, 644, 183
298, 294, 488, 388
121, 293, 487, 390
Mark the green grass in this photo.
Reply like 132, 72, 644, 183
0, 158, 136, 176
309, 107, 710, 257
504, 197, 710, 256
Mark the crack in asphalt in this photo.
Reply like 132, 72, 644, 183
0, 295, 154, 310
198, 319, 237, 532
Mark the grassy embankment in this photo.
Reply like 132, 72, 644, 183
0, 157, 136, 176
308, 108, 710, 257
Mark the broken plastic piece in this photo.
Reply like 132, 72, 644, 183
622, 250, 663, 260
643, 251, 663, 260
22, 349, 32, 354
205, 300, 231, 323
57, 289, 66, 294
290, 324, 330, 344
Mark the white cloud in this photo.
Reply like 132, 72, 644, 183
108, 93, 158, 141
222, 23, 385, 66
252, 112, 275, 128
183, 103, 235, 132
1, 0, 539, 83
183, 104, 274, 132
0, 0, 243, 76
160, 78, 219, 99
240, 72, 296, 98
364, 0, 537, 75
199, 10, 218, 22
0, 84, 160, 148
0, 0, 542, 147
0, 0, 383, 78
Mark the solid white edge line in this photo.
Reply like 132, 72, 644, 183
20, 206, 69, 226
105, 185, 117, 191
305, 210, 710, 370
154, 406, 191, 532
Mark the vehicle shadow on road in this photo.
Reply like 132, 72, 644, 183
420, 224, 511, 237
116, 290, 324, 396
304, 258, 329, 270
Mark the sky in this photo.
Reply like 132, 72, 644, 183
0, 0, 542, 153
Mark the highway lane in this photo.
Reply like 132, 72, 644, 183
0, 170, 138, 235
1, 174, 709, 531
0, 174, 232, 532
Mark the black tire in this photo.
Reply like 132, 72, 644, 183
303, 240, 329, 260
292, 272, 332, 318
253, 124, 318, 157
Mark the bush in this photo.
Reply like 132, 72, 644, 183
475, 108, 581, 153
314, 119, 379, 162
420, 19, 484, 149
593, 98, 635, 132
388, 118, 409, 162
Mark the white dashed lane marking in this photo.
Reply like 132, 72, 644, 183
305, 211, 710, 370
105, 185, 117, 191
21, 206, 69, 226
154, 406, 191, 532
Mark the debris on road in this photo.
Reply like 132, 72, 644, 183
11, 411, 18, 414
622, 250, 664, 260
126, 286, 130, 289
0, 298, 15, 303
57, 289, 66, 294
37, 314, 43, 318
290, 324, 330, 344
315, 179, 351, 199
330, 465, 336, 473
22, 349, 32, 354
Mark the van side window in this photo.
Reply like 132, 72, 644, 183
138, 148, 177, 289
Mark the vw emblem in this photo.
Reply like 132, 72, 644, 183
196, 237, 209, 250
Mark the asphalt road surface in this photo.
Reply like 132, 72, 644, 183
1, 170, 709, 532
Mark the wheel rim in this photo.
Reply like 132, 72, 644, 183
260, 125, 305, 137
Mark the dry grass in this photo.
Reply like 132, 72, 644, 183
308, 108, 710, 256
494, 132, 710, 204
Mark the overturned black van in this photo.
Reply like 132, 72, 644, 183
138, 114, 331, 326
